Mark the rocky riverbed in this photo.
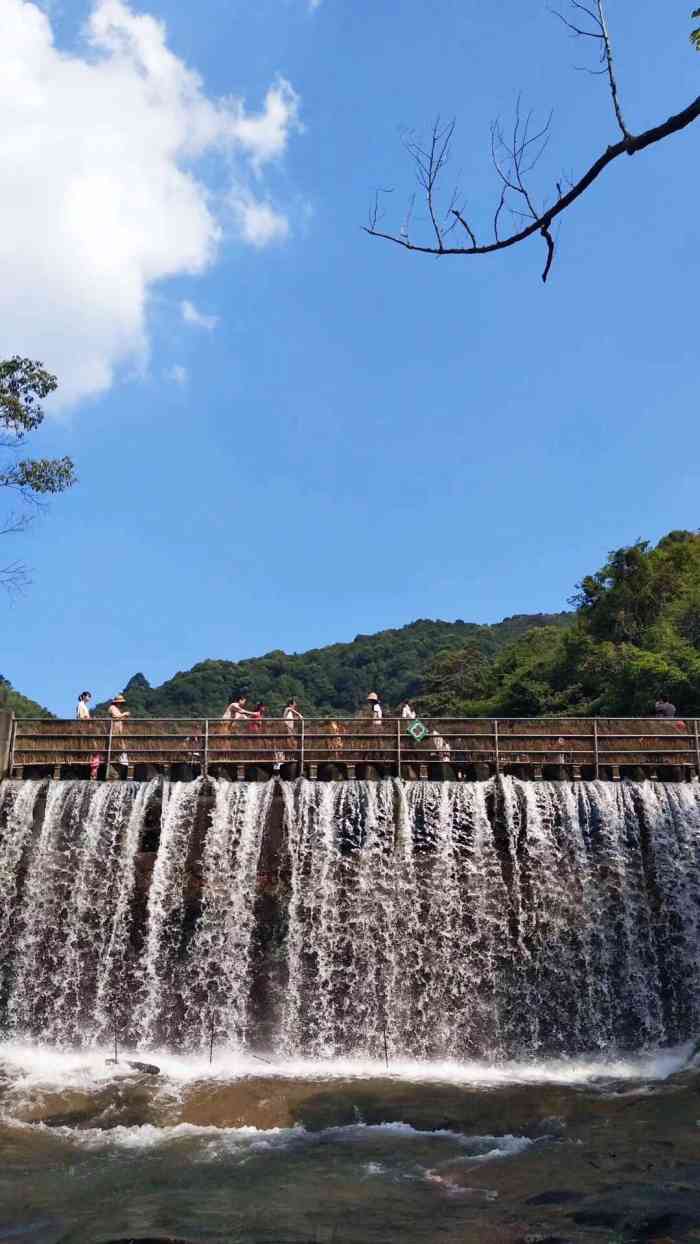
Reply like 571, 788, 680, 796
0, 1044, 699, 1243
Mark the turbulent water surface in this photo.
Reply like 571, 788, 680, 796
0, 776, 699, 1241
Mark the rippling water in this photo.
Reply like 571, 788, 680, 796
2, 777, 700, 1239
1, 1042, 698, 1243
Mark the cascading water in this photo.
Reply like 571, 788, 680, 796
180, 779, 273, 1050
0, 775, 698, 1058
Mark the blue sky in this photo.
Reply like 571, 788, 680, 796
1, 0, 698, 716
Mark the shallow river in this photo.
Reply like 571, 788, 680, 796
2, 1043, 699, 1243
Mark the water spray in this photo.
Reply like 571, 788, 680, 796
208, 1011, 216, 1066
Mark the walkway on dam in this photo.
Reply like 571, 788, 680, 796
2, 714, 699, 782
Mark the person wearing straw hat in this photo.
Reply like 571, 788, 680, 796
109, 694, 130, 766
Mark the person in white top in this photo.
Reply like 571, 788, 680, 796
401, 702, 416, 721
76, 691, 92, 720
366, 691, 383, 725
222, 696, 253, 721
284, 700, 302, 736
431, 729, 451, 762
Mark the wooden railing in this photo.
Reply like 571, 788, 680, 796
6, 716, 700, 781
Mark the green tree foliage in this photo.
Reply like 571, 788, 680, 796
0, 357, 76, 588
692, 9, 700, 50
420, 531, 700, 718
416, 642, 495, 716
97, 614, 571, 720
0, 675, 53, 719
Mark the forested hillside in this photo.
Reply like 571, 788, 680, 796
418, 530, 700, 718
0, 676, 53, 719
15, 531, 699, 722
101, 614, 571, 719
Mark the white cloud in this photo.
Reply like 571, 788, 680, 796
0, 0, 301, 408
180, 299, 218, 331
232, 195, 290, 248
165, 363, 188, 385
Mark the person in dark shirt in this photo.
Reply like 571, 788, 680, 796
654, 697, 676, 718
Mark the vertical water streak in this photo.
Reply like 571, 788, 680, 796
638, 780, 700, 1037
91, 780, 159, 1045
0, 781, 44, 1014
182, 779, 273, 1050
281, 780, 352, 1056
133, 781, 200, 1048
6, 782, 87, 1037
391, 781, 511, 1057
587, 781, 666, 1047
39, 782, 138, 1044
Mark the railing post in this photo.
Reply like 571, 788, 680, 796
494, 719, 500, 776
694, 718, 700, 777
203, 718, 209, 780
300, 717, 305, 778
0, 712, 14, 779
397, 716, 402, 779
8, 716, 17, 778
593, 718, 600, 780
105, 719, 114, 781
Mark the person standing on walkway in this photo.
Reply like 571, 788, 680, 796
75, 691, 98, 775
401, 702, 416, 721
368, 692, 383, 723
654, 697, 677, 718
76, 691, 92, 720
109, 694, 130, 766
284, 700, 303, 737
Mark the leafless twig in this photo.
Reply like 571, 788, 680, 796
551, 0, 630, 139
365, 7, 699, 281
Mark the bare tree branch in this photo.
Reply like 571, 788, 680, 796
0, 560, 30, 595
553, 1, 631, 140
366, 93, 700, 282
595, 0, 631, 140
365, 9, 699, 281
403, 117, 456, 251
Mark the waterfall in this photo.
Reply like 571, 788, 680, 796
180, 780, 273, 1051
0, 776, 698, 1058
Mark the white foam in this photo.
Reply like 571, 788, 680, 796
0, 1039, 692, 1092
5, 1116, 534, 1160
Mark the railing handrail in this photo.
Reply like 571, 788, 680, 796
12, 714, 700, 723
9, 707, 698, 782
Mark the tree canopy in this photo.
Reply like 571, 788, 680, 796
418, 531, 700, 718
95, 614, 571, 720
0, 675, 53, 720
0, 357, 75, 590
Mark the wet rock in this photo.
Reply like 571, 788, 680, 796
126, 1060, 160, 1076
570, 1194, 700, 1238
526, 1190, 582, 1206
2, 1080, 163, 1130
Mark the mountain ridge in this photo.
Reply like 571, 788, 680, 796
97, 612, 573, 719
